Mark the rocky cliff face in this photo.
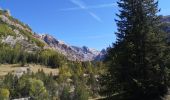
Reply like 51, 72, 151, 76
0, 9, 43, 52
37, 34, 106, 61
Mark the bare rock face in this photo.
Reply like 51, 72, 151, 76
38, 34, 105, 61
14, 67, 30, 78
4, 9, 11, 16
0, 15, 32, 33
0, 12, 41, 52
1, 35, 40, 52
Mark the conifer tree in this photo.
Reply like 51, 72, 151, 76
101, 0, 168, 99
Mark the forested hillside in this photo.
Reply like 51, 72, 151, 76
0, 9, 105, 100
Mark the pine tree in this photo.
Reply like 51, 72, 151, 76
101, 0, 168, 99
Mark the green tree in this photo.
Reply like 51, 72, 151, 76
2, 73, 18, 98
45, 73, 58, 99
88, 73, 98, 97
101, 0, 168, 99
58, 66, 72, 83
29, 78, 48, 100
0, 88, 10, 100
60, 86, 70, 100
17, 76, 31, 97
73, 84, 89, 100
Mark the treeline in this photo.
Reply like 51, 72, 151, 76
0, 43, 67, 68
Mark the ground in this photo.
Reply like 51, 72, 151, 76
0, 64, 59, 78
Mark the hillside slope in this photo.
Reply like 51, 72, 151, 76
0, 9, 46, 52
36, 34, 106, 61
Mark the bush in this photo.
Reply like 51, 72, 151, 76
0, 88, 10, 100
73, 84, 89, 100
60, 86, 70, 100
0, 24, 15, 37
29, 78, 48, 100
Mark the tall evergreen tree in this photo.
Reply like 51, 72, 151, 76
101, 0, 168, 99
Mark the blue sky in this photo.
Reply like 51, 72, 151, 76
0, 0, 170, 50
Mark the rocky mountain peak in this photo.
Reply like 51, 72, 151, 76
0, 9, 11, 16
82, 46, 90, 54
35, 33, 104, 61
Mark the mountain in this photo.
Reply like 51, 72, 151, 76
0, 9, 45, 52
35, 34, 106, 61
161, 15, 170, 43
1, 9, 170, 61
161, 15, 170, 33
0, 9, 105, 61
162, 15, 170, 23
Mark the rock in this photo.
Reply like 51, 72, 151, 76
37, 34, 105, 61
13, 66, 31, 78
12, 97, 30, 100
0, 15, 32, 33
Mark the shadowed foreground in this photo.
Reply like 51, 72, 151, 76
97, 92, 170, 100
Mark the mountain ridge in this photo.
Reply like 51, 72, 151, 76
35, 33, 106, 61
0, 9, 106, 61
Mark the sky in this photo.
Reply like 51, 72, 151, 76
0, 0, 170, 50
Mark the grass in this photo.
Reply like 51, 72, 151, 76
0, 24, 16, 37
29, 64, 59, 75
0, 64, 59, 77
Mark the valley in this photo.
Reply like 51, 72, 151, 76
0, 8, 105, 100
0, 0, 170, 100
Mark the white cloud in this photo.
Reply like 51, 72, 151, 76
64, 0, 114, 22
88, 12, 102, 22
70, 0, 86, 9
60, 3, 116, 11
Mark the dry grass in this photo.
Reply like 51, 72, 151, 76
0, 64, 59, 77
29, 64, 59, 75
